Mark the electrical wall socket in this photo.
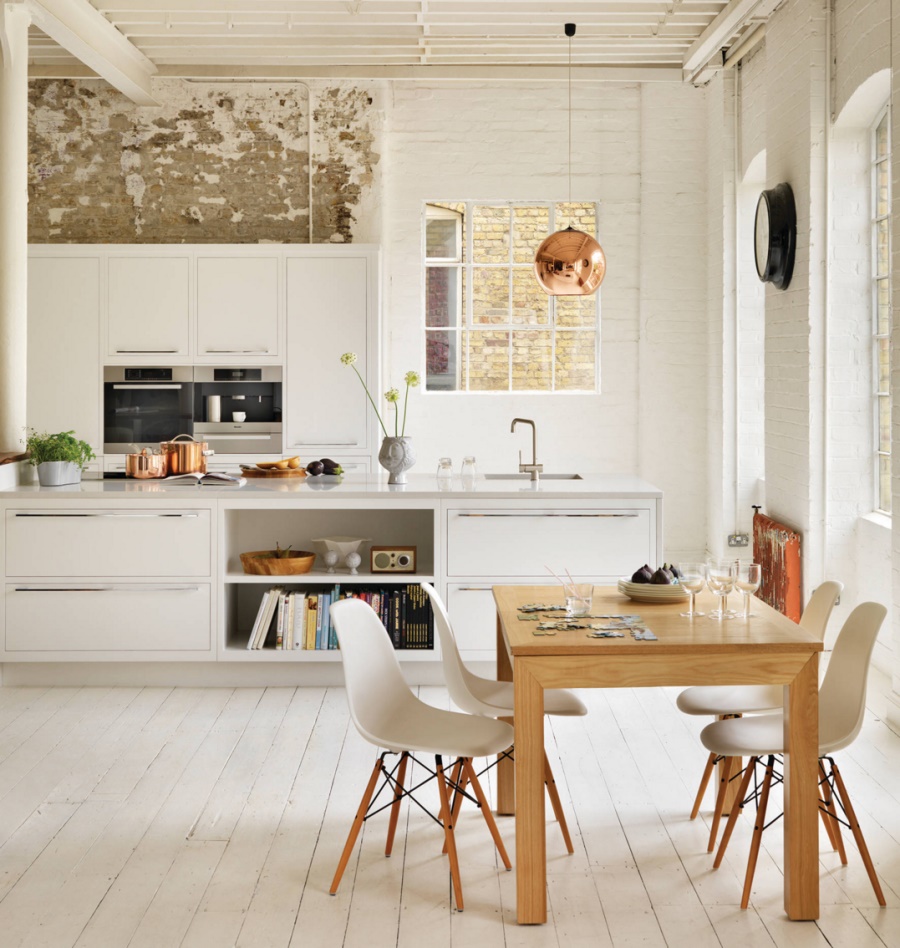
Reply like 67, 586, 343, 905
728, 533, 750, 547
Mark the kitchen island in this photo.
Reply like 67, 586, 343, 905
0, 472, 662, 684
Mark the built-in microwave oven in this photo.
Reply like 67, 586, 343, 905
103, 367, 194, 453
192, 366, 283, 455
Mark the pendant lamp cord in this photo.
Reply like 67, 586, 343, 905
568, 29, 572, 206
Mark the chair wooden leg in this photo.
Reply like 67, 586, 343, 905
442, 760, 468, 855
740, 754, 775, 909
436, 755, 464, 911
543, 750, 574, 854
708, 755, 734, 852
385, 751, 409, 857
713, 757, 758, 869
829, 759, 887, 906
463, 758, 512, 870
691, 752, 719, 820
819, 760, 847, 864
330, 756, 383, 895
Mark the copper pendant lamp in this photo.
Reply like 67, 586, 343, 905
534, 23, 606, 296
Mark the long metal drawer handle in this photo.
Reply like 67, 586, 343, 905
457, 586, 494, 591
112, 383, 183, 390
293, 441, 359, 446
114, 349, 179, 354
455, 513, 639, 518
14, 586, 201, 592
204, 433, 270, 439
203, 348, 270, 354
14, 512, 200, 519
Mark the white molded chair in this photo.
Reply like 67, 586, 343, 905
700, 601, 887, 909
678, 579, 843, 827
421, 582, 587, 853
329, 597, 514, 912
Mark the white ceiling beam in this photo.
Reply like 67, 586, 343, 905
29, 61, 683, 82
681, 0, 760, 73
26, 0, 159, 104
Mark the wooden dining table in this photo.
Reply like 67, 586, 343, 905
492, 584, 823, 925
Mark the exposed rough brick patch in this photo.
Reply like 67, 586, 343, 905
28, 78, 381, 244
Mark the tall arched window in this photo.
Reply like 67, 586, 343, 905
873, 106, 891, 513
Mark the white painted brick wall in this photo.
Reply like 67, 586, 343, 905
384, 79, 708, 561
739, 44, 768, 179
761, 0, 828, 605
834, 0, 890, 121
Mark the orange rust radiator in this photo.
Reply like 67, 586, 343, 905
752, 508, 802, 622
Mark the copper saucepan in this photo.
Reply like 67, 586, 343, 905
160, 434, 214, 475
125, 448, 168, 479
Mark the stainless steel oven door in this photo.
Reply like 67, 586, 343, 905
193, 423, 283, 455
103, 366, 194, 453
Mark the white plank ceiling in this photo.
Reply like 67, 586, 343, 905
26, 0, 769, 79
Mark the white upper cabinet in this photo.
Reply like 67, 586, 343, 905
27, 255, 101, 451
285, 252, 376, 454
196, 256, 280, 359
107, 256, 191, 358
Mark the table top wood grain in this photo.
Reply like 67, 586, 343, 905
494, 585, 823, 658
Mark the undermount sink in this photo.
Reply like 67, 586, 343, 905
483, 473, 584, 480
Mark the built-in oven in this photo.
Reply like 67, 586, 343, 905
193, 366, 283, 455
104, 367, 194, 454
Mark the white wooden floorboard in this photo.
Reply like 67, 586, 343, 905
0, 680, 892, 946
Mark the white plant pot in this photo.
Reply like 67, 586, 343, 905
37, 461, 82, 486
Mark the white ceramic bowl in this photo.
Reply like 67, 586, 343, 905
311, 536, 371, 560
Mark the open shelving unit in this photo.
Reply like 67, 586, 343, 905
220, 503, 438, 661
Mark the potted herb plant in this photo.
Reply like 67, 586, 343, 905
24, 429, 96, 486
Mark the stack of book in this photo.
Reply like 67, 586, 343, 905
245, 584, 434, 651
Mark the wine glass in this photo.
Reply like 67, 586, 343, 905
707, 560, 737, 619
735, 562, 762, 618
677, 562, 706, 618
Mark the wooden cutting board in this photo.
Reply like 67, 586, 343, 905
242, 467, 307, 478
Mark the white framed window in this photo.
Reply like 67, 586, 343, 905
424, 201, 601, 393
873, 107, 891, 514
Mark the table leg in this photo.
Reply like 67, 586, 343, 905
515, 659, 546, 924
496, 611, 515, 815
783, 653, 819, 920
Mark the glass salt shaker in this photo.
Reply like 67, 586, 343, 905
460, 456, 477, 488
436, 457, 453, 489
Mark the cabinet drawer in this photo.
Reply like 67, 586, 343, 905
446, 584, 502, 656
5, 584, 210, 652
5, 509, 211, 577
446, 508, 652, 578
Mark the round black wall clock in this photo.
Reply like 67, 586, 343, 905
754, 182, 796, 290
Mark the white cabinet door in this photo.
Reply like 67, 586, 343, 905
27, 256, 101, 451
5, 584, 211, 653
446, 584, 500, 658
108, 256, 190, 357
285, 255, 370, 454
197, 256, 279, 358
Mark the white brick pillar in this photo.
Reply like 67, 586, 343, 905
0, 1, 29, 453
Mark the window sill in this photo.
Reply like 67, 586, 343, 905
861, 511, 891, 532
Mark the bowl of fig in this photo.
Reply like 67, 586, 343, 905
618, 564, 688, 602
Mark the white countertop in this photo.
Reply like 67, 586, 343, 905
0, 472, 662, 501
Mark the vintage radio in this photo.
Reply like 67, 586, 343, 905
370, 546, 417, 573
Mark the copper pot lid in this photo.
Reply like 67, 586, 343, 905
534, 227, 606, 296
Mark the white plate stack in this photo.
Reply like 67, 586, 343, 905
617, 578, 689, 603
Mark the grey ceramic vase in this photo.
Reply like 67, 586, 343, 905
378, 436, 416, 484
37, 461, 82, 486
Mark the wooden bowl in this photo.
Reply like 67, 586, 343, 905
240, 550, 316, 575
